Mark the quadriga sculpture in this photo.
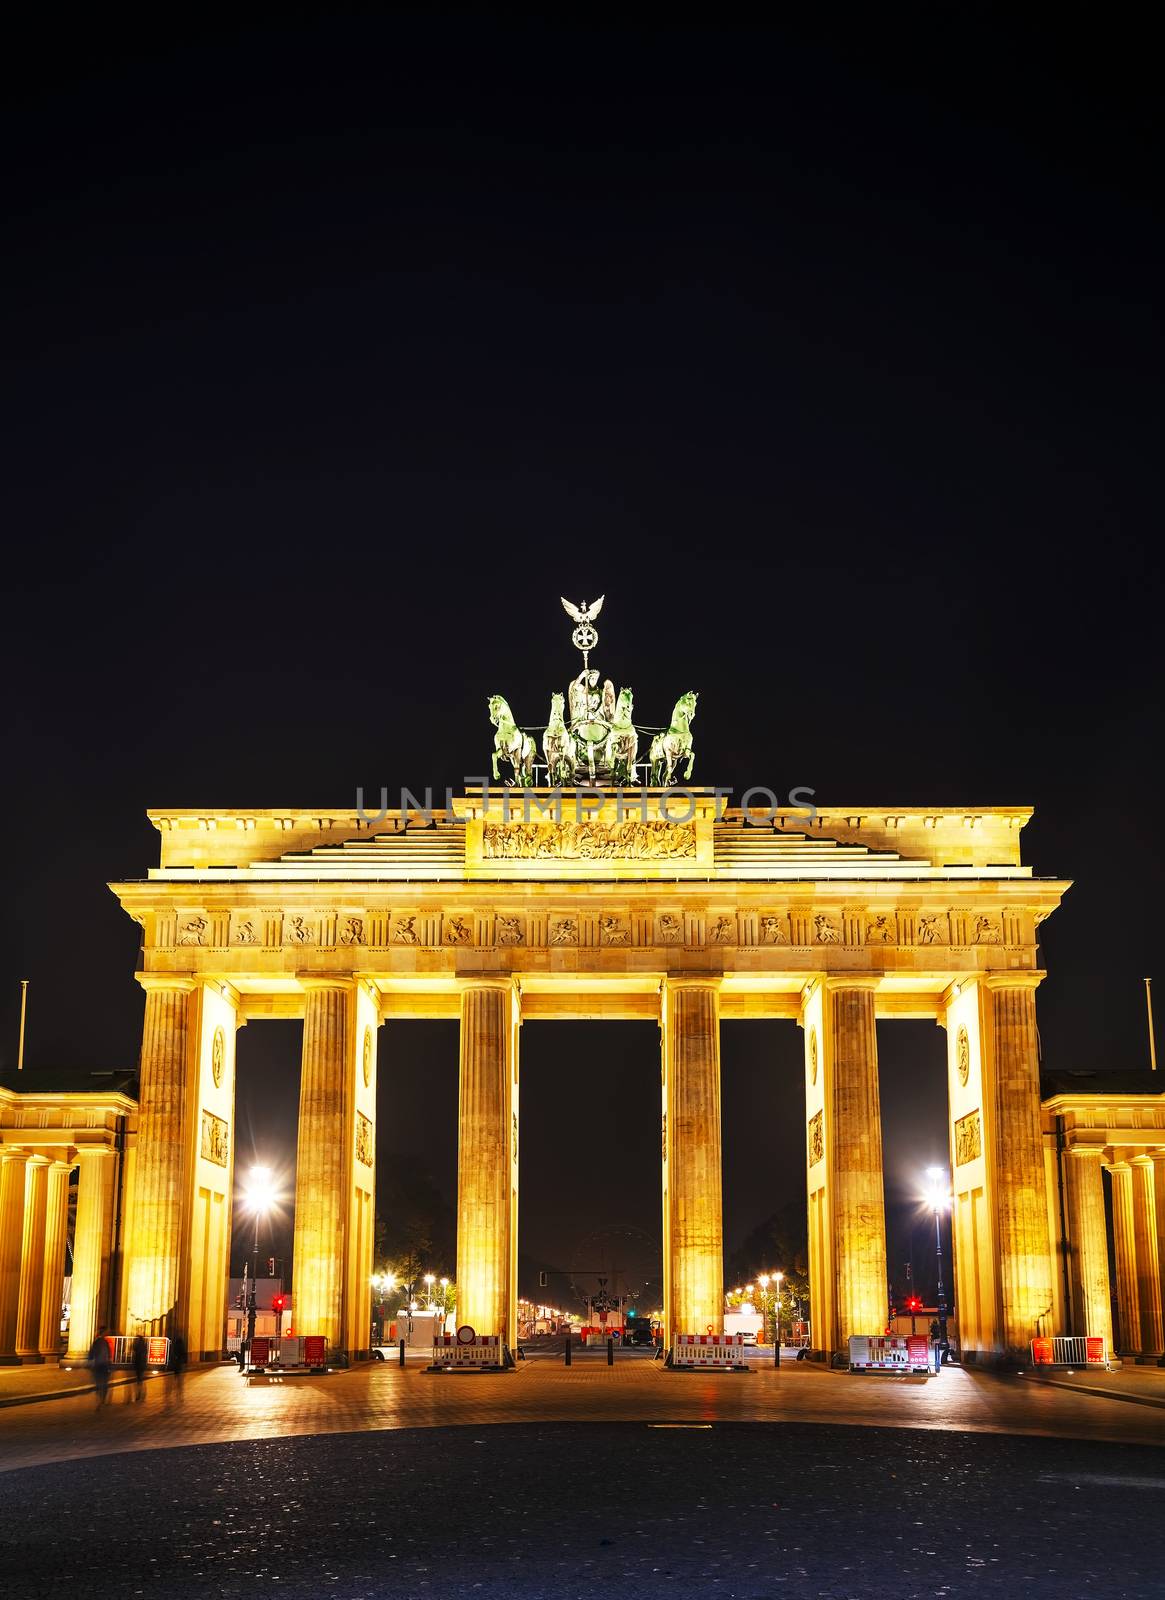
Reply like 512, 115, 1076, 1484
605, 687, 638, 784
488, 694, 537, 786
649, 691, 698, 785
542, 692, 577, 785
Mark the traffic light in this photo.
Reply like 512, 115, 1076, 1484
268, 1257, 276, 1276
906, 1296, 922, 1313
272, 1295, 285, 1314
539, 1270, 548, 1288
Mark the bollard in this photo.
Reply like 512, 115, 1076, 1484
399, 1338, 406, 1368
607, 1336, 614, 1366
564, 1334, 572, 1366
774, 1337, 781, 1369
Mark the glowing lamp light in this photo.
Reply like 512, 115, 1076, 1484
925, 1165, 951, 1211
244, 1165, 276, 1216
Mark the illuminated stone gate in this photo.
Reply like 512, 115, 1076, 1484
106, 790, 1072, 1363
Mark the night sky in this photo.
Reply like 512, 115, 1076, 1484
3, 13, 1161, 1305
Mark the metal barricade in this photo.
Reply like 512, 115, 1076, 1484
1030, 1335, 1106, 1367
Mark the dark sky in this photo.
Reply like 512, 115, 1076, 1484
2, 12, 1161, 1302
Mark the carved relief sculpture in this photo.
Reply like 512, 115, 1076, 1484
657, 914, 682, 943
482, 819, 696, 861
954, 1109, 982, 1166
760, 915, 788, 944
445, 916, 472, 945
956, 1026, 970, 1088
808, 1110, 824, 1166
600, 915, 629, 945
496, 915, 525, 945
549, 917, 578, 945
339, 916, 365, 945
972, 915, 1001, 943
178, 917, 207, 946
286, 916, 314, 945
809, 1027, 818, 1086
866, 914, 895, 944
356, 1112, 374, 1168
211, 1027, 225, 1089
916, 914, 948, 945
235, 919, 258, 945
709, 915, 734, 944
200, 1109, 229, 1167
393, 916, 418, 944
363, 1026, 373, 1089
813, 914, 840, 944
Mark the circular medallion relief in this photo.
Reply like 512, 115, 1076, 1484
809, 1027, 818, 1086
956, 1026, 970, 1088
363, 1025, 373, 1089
211, 1027, 225, 1088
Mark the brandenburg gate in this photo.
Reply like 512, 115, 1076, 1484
91, 595, 1082, 1368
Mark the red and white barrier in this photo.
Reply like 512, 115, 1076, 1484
429, 1333, 505, 1369
848, 1335, 930, 1373
671, 1333, 747, 1369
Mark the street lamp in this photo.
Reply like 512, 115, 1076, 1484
774, 1271, 784, 1347
242, 1165, 276, 1353
925, 1165, 952, 1364
757, 1273, 771, 1345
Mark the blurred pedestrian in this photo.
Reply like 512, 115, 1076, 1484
130, 1332, 148, 1402
88, 1327, 112, 1409
168, 1329, 187, 1404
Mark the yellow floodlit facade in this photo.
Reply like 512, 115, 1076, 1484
96, 788, 1078, 1362
4, 790, 1164, 1365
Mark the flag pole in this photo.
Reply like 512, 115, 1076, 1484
1146, 978, 1158, 1072
17, 979, 29, 1071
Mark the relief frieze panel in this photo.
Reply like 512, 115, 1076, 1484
200, 1109, 229, 1168
954, 1109, 982, 1166
482, 820, 696, 861
808, 1110, 824, 1167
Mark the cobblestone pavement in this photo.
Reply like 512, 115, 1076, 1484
0, 1357, 1161, 1477
2, 1419, 1162, 1598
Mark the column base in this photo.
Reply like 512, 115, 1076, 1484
16, 1352, 45, 1364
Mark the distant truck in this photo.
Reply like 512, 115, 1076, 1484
723, 1309, 764, 1345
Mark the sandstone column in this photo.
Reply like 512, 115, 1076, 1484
456, 978, 519, 1346
1153, 1152, 1165, 1351
15, 1158, 50, 1362
823, 978, 887, 1346
39, 1161, 72, 1360
68, 1148, 119, 1360
123, 977, 194, 1333
292, 979, 355, 1353
1064, 1149, 1113, 1354
662, 977, 723, 1340
985, 976, 1055, 1356
1110, 1163, 1141, 1355
0, 1152, 30, 1363
1131, 1159, 1163, 1356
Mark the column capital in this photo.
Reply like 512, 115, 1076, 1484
298, 975, 355, 993
984, 970, 1046, 992
455, 974, 520, 994
136, 974, 196, 994
0, 1149, 31, 1168
822, 975, 881, 993
663, 974, 722, 994
1068, 1145, 1108, 1161
1149, 1149, 1165, 1163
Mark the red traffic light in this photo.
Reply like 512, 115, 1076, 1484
906, 1296, 922, 1312
272, 1295, 285, 1313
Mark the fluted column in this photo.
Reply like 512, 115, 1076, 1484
824, 979, 887, 1345
123, 978, 194, 1333
663, 977, 723, 1339
1110, 1163, 1141, 1355
0, 1152, 30, 1363
67, 1148, 118, 1360
985, 976, 1055, 1355
1064, 1149, 1113, 1354
292, 980, 353, 1351
1131, 1159, 1163, 1356
15, 1158, 50, 1361
38, 1161, 72, 1359
456, 978, 519, 1344
1152, 1152, 1165, 1348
